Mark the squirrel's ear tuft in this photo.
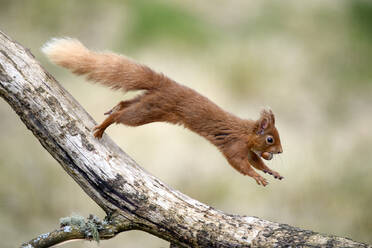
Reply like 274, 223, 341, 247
268, 108, 275, 125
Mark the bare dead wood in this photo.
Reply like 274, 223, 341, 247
0, 30, 370, 248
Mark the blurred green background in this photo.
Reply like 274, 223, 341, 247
1, 0, 371, 247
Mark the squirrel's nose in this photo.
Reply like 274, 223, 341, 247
278, 147, 283, 154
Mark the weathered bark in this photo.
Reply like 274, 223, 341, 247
0, 30, 370, 248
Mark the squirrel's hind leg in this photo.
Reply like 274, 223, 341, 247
93, 98, 140, 138
93, 111, 119, 138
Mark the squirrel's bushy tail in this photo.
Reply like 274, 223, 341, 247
42, 38, 167, 92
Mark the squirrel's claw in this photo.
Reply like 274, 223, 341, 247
104, 110, 113, 115
271, 171, 283, 180
263, 169, 283, 180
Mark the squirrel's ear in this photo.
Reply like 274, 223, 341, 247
257, 116, 269, 135
256, 108, 274, 135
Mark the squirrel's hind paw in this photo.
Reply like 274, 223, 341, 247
93, 125, 104, 139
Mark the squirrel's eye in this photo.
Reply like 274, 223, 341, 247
266, 136, 274, 144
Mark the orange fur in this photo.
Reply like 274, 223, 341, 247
43, 38, 284, 186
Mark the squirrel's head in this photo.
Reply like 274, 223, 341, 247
251, 109, 283, 160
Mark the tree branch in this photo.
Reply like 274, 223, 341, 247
21, 214, 133, 248
0, 30, 370, 248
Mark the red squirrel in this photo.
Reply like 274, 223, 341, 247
42, 38, 284, 186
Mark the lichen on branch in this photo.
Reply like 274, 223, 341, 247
21, 214, 132, 248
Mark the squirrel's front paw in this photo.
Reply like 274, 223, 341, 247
244, 169, 269, 186
256, 175, 268, 186
263, 169, 284, 180
250, 174, 268, 186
